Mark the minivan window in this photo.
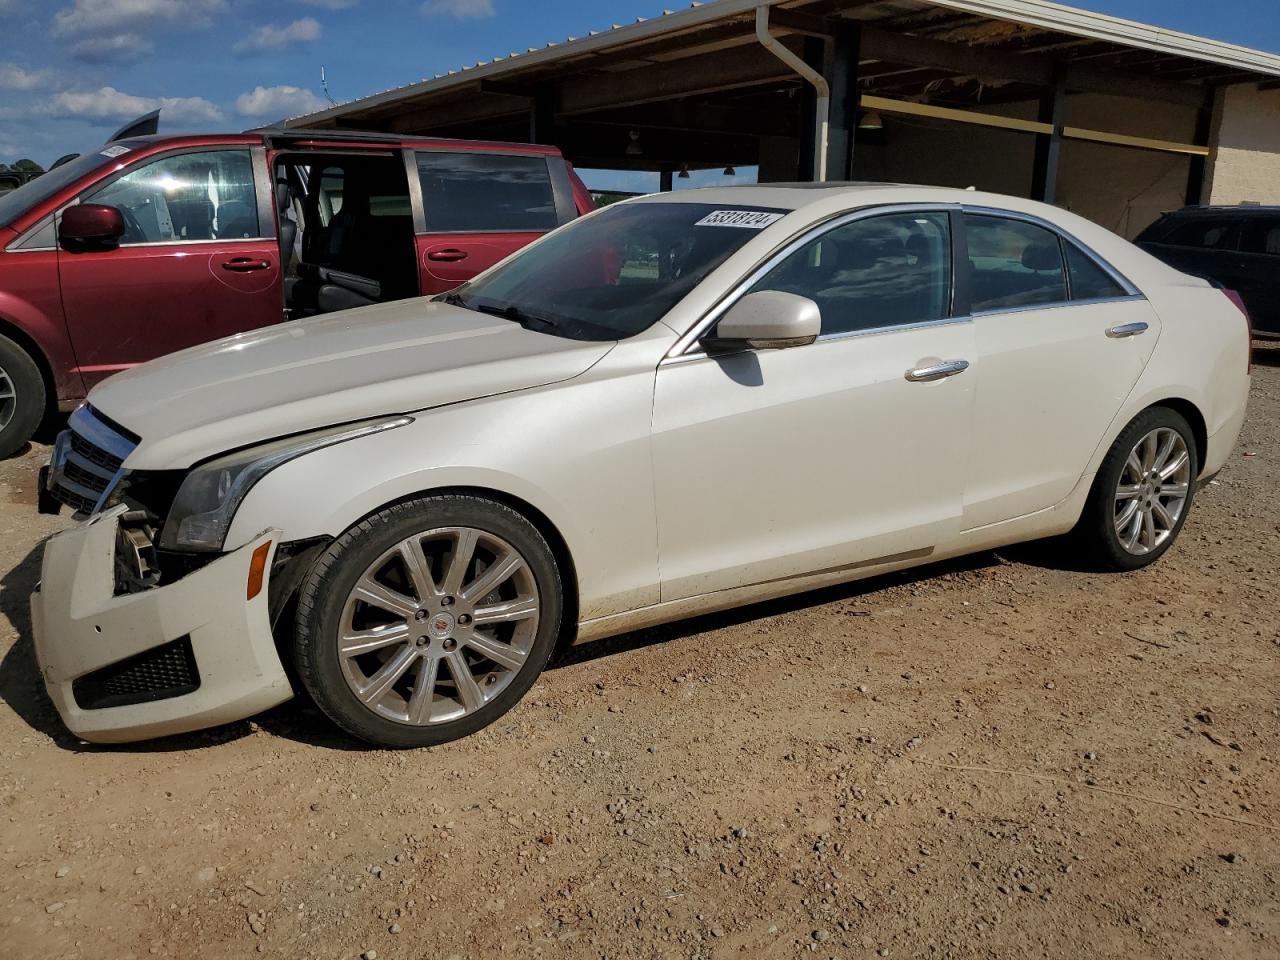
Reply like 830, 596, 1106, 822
0, 150, 116, 228
748, 212, 952, 336
1240, 218, 1280, 256
965, 214, 1067, 312
1161, 218, 1241, 251
86, 149, 259, 244
417, 152, 556, 232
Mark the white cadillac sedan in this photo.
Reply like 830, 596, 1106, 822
34, 184, 1250, 748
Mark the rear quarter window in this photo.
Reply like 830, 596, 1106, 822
1159, 219, 1243, 251
1240, 218, 1280, 256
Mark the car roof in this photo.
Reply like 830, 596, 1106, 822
627, 181, 1004, 213
111, 129, 563, 155
1166, 205, 1280, 216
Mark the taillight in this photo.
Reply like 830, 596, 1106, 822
1222, 290, 1252, 374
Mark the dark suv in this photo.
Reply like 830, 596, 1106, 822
1136, 206, 1280, 340
0, 129, 594, 457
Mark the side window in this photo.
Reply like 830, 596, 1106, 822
1064, 242, 1128, 301
86, 149, 259, 244
1161, 218, 1241, 251
317, 168, 344, 226
1240, 218, 1280, 256
965, 214, 1067, 312
747, 212, 952, 336
416, 152, 556, 233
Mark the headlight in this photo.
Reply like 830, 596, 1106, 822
159, 416, 413, 552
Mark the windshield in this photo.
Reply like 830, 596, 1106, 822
0, 150, 120, 228
441, 201, 789, 341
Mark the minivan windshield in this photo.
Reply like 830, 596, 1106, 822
0, 151, 119, 228
441, 201, 789, 341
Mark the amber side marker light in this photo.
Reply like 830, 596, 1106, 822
247, 541, 273, 601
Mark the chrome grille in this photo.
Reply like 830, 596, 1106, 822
46, 406, 138, 516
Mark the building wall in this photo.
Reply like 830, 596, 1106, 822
846, 93, 1197, 238
1204, 84, 1280, 205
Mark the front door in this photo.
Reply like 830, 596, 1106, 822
413, 150, 564, 295
57, 147, 280, 387
651, 210, 974, 602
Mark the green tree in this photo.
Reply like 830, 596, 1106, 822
12, 159, 43, 173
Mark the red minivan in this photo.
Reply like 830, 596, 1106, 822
0, 129, 595, 456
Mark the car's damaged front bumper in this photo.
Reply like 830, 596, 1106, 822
31, 506, 293, 744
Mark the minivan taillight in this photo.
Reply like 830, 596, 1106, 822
1222, 290, 1252, 374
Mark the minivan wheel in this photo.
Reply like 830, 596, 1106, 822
293, 495, 563, 748
0, 334, 46, 460
1074, 407, 1198, 571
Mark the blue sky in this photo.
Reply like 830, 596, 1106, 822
1, 0, 1277, 191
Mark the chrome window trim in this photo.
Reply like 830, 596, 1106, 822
961, 205, 1142, 299
667, 202, 963, 360
970, 293, 1147, 320
61, 236, 274, 251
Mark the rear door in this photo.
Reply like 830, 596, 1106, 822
1236, 216, 1280, 335
57, 146, 279, 386
960, 211, 1160, 530
411, 150, 578, 295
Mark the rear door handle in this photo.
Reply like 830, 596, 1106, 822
1106, 322, 1149, 339
427, 249, 468, 263
222, 257, 271, 272
906, 359, 970, 383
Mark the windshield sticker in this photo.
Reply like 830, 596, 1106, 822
100, 145, 131, 158
694, 210, 785, 229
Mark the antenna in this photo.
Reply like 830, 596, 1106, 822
321, 65, 336, 105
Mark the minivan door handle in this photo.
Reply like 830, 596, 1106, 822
427, 249, 468, 263
222, 257, 271, 272
1106, 322, 1149, 339
906, 359, 970, 383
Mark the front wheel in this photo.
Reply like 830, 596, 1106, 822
0, 334, 46, 460
293, 495, 563, 748
1074, 407, 1199, 571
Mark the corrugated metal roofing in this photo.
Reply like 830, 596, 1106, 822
288, 0, 1280, 127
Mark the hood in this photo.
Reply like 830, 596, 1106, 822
91, 299, 614, 469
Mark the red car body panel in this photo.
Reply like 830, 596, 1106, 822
0, 132, 594, 408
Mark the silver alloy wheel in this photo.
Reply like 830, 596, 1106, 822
338, 526, 540, 725
1113, 427, 1192, 556
0, 363, 15, 432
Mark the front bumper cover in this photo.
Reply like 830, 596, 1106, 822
32, 506, 293, 744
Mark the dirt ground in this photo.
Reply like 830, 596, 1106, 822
1, 348, 1277, 960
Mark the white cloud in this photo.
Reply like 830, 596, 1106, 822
235, 85, 328, 118
49, 86, 224, 123
0, 64, 53, 90
52, 0, 226, 37
421, 0, 493, 19
70, 33, 155, 63
234, 17, 322, 54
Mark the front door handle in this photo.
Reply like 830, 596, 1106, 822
906, 359, 970, 383
1106, 321, 1149, 339
427, 249, 468, 263
222, 257, 271, 272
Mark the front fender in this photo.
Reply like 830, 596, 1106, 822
224, 367, 663, 623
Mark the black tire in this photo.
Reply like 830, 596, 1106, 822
1073, 406, 1199, 571
0, 333, 46, 460
293, 495, 563, 748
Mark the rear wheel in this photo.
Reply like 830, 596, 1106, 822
0, 334, 46, 460
1074, 407, 1198, 571
294, 495, 562, 748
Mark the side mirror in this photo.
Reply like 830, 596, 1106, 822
59, 203, 126, 250
707, 290, 821, 350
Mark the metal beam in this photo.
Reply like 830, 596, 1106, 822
1031, 73, 1066, 204
826, 21, 861, 181
558, 38, 801, 115
1185, 91, 1215, 205
859, 25, 1207, 107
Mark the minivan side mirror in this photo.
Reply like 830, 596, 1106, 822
59, 204, 126, 250
706, 290, 822, 350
